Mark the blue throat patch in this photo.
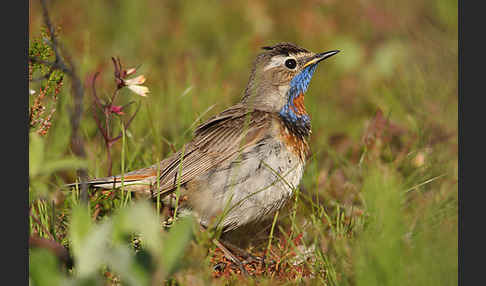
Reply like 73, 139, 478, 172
279, 64, 318, 137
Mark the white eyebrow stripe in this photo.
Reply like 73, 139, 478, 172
264, 55, 288, 71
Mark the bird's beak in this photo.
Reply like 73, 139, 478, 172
302, 50, 340, 69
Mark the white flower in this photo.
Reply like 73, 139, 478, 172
127, 85, 149, 97
124, 75, 146, 85
124, 75, 149, 97
30, 89, 36, 95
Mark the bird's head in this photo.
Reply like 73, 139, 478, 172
241, 42, 339, 136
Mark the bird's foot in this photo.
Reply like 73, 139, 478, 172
212, 239, 250, 276
219, 239, 275, 265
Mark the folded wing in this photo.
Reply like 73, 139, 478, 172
70, 105, 272, 197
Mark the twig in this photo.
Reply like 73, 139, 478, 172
29, 56, 70, 75
92, 108, 109, 142
90, 72, 104, 110
38, 0, 89, 204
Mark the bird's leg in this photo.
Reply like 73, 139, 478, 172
220, 239, 277, 268
199, 225, 255, 275
218, 239, 263, 264
212, 239, 249, 276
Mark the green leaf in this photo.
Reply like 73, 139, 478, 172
161, 216, 194, 276
29, 132, 45, 177
69, 205, 93, 272
29, 248, 62, 286
75, 222, 112, 277
112, 202, 162, 252
106, 245, 150, 286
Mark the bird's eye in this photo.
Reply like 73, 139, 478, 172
285, 59, 297, 69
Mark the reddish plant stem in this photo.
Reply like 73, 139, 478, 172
89, 57, 141, 177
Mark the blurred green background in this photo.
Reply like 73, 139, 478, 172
29, 0, 457, 285
29, 0, 458, 178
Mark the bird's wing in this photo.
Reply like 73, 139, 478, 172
153, 105, 272, 196
72, 105, 273, 196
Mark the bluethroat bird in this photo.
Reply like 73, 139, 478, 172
70, 42, 339, 248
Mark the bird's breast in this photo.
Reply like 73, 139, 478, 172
275, 118, 310, 163
187, 120, 309, 231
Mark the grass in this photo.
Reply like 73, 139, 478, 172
29, 0, 457, 285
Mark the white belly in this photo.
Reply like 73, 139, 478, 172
192, 137, 305, 231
